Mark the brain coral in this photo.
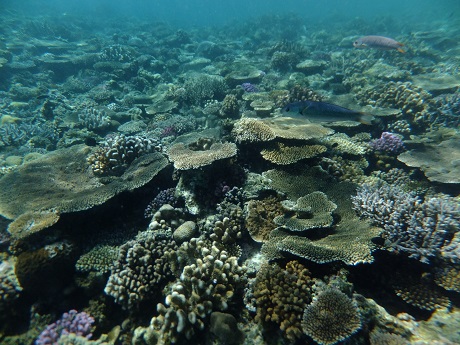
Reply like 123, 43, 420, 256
0, 145, 168, 239
301, 289, 361, 345
167, 142, 237, 170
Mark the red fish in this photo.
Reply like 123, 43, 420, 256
353, 35, 405, 53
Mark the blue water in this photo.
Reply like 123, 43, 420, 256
2, 0, 459, 28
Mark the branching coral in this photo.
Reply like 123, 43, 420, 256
254, 260, 314, 342
353, 183, 460, 264
88, 134, 162, 176
104, 231, 179, 310
149, 244, 246, 343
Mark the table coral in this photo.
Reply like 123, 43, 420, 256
167, 142, 237, 170
260, 142, 327, 165
273, 192, 337, 231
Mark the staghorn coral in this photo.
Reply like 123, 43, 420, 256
245, 196, 284, 243
104, 231, 179, 310
353, 183, 460, 264
273, 192, 337, 231
76, 245, 119, 274
167, 142, 237, 170
301, 288, 361, 345
149, 244, 246, 343
0, 145, 168, 240
260, 143, 327, 165
87, 134, 162, 176
254, 260, 314, 342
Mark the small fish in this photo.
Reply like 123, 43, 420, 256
353, 35, 405, 53
282, 100, 374, 124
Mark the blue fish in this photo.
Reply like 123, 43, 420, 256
282, 100, 374, 124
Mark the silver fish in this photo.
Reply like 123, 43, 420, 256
353, 35, 405, 53
282, 100, 374, 124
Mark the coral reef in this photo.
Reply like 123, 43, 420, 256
76, 245, 119, 274
78, 107, 112, 131
245, 195, 284, 243
260, 143, 327, 165
0, 259, 22, 312
273, 192, 337, 231
301, 289, 361, 345
0, 145, 168, 239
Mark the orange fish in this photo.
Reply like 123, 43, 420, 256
353, 35, 405, 53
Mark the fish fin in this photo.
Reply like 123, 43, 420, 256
358, 114, 375, 125
397, 48, 406, 53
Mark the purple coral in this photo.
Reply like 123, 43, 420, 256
241, 82, 259, 93
144, 188, 180, 218
370, 132, 405, 154
35, 310, 94, 345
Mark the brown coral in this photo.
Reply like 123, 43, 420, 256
245, 195, 284, 243
254, 260, 314, 342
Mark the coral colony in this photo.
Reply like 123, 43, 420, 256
35, 310, 94, 345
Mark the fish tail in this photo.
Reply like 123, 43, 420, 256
358, 114, 374, 125
397, 47, 406, 53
